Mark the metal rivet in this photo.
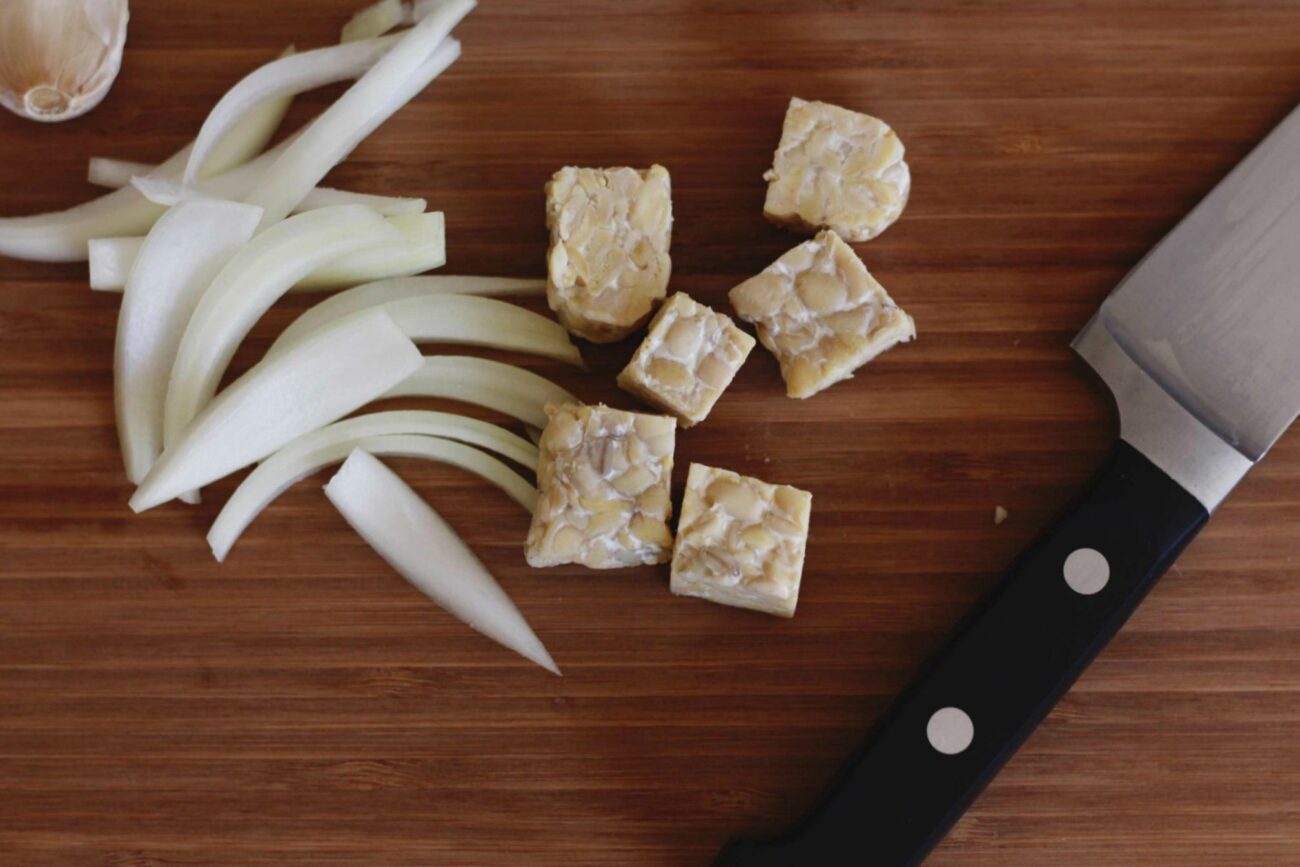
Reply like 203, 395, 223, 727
927, 707, 974, 755
1064, 547, 1109, 595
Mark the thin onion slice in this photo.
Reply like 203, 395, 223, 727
131, 309, 422, 512
132, 169, 425, 218
296, 211, 444, 291
0, 56, 293, 263
87, 158, 154, 189
245, 1, 473, 227
88, 235, 144, 290
268, 275, 548, 347
181, 35, 403, 187
163, 204, 403, 453
324, 448, 560, 675
90, 209, 441, 293
115, 198, 265, 485
208, 413, 537, 562
269, 294, 584, 367
342, 0, 412, 42
384, 356, 577, 429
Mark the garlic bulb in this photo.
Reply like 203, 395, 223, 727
0, 0, 129, 122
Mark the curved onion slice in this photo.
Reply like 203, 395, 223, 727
87, 158, 153, 189
0, 62, 292, 263
245, 1, 473, 227
115, 198, 265, 485
269, 294, 583, 367
91, 208, 439, 293
268, 275, 547, 348
384, 356, 577, 429
88, 235, 143, 290
208, 415, 536, 562
163, 204, 402, 452
296, 211, 444, 291
182, 35, 403, 186
324, 448, 559, 675
131, 309, 422, 512
342, 0, 412, 42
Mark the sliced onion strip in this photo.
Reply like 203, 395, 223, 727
208, 412, 537, 561
163, 204, 403, 452
131, 309, 422, 512
324, 448, 559, 675
115, 198, 265, 485
270, 293, 583, 367
244, 1, 473, 227
384, 356, 577, 429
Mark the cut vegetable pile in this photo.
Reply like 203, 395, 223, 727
0, 1, 575, 674
0, 1, 911, 675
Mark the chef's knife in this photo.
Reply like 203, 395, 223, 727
716, 101, 1300, 867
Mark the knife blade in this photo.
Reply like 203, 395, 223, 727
715, 101, 1300, 867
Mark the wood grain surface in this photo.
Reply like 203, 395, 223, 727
1, 1, 1298, 864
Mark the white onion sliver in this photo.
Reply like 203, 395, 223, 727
270, 294, 584, 367
0, 62, 294, 263
295, 211, 444, 291
90, 207, 437, 294
194, 45, 299, 179
324, 448, 560, 675
245, 1, 473, 227
87, 158, 153, 189
131, 309, 422, 512
384, 356, 577, 429
342, 0, 411, 42
269, 275, 548, 348
209, 416, 536, 562
88, 236, 144, 290
182, 35, 403, 187
163, 205, 402, 452
115, 199, 265, 484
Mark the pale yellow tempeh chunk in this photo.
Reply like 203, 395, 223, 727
763, 97, 911, 242
729, 229, 915, 399
616, 292, 755, 428
545, 165, 673, 343
670, 463, 812, 618
525, 403, 676, 569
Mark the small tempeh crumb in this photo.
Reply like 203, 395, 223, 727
729, 229, 915, 399
545, 165, 673, 343
670, 463, 812, 618
617, 292, 755, 428
763, 97, 910, 242
525, 403, 676, 569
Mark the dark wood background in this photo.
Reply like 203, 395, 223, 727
1, 1, 1298, 864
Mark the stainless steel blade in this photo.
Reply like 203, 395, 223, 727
1074, 101, 1300, 509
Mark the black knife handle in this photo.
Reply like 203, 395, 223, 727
715, 440, 1210, 867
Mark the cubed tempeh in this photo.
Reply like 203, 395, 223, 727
763, 97, 910, 242
616, 292, 755, 427
670, 463, 812, 618
525, 403, 676, 569
545, 165, 673, 343
729, 229, 915, 399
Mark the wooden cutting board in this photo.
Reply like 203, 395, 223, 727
1, 1, 1298, 863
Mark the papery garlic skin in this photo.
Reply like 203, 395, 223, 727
0, 0, 129, 122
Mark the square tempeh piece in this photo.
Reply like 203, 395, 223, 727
670, 464, 812, 618
763, 97, 910, 242
525, 403, 676, 569
616, 292, 755, 428
729, 229, 915, 399
545, 165, 673, 343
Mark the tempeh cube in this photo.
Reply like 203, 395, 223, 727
763, 97, 910, 242
670, 464, 812, 618
729, 229, 915, 399
545, 165, 673, 343
525, 403, 676, 569
616, 292, 755, 428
